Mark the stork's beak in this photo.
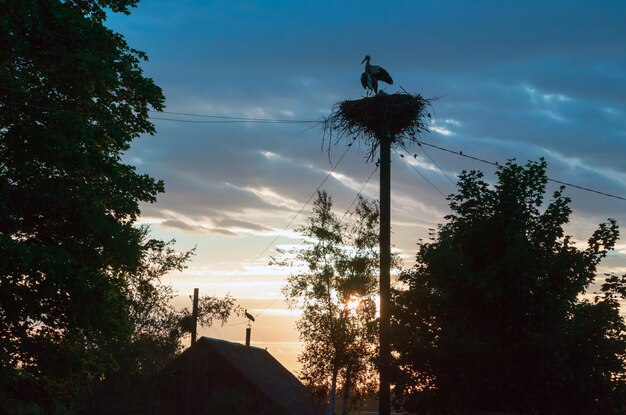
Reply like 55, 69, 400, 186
361, 56, 367, 64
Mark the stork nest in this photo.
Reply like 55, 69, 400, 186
323, 92, 432, 161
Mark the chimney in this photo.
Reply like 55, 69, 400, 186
191, 288, 199, 346
245, 327, 251, 347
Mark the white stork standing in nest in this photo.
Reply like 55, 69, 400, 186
360, 55, 393, 95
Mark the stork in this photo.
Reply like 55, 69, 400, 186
244, 309, 255, 347
244, 309, 255, 323
361, 55, 393, 95
360, 72, 374, 95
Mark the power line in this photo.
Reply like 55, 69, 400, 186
254, 163, 381, 320
225, 320, 247, 327
545, 178, 626, 201
151, 109, 319, 123
250, 326, 271, 347
4, 86, 626, 202
395, 147, 448, 198
340, 165, 378, 223
4, 86, 623, 203
401, 142, 456, 186
150, 116, 319, 124
0, 99, 320, 125
207, 144, 353, 296
0, 85, 320, 124
252, 145, 353, 261
418, 140, 626, 202
418, 141, 498, 166
215, 146, 356, 325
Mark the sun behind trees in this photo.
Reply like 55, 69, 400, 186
392, 159, 626, 414
275, 191, 384, 415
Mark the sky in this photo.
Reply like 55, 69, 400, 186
106, 0, 626, 373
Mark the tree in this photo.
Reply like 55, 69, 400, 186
0, 1, 235, 412
392, 159, 626, 414
82, 231, 236, 414
277, 191, 380, 415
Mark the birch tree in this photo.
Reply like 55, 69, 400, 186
278, 191, 379, 414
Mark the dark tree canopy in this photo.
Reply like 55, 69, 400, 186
392, 159, 626, 414
81, 233, 236, 415
0, 1, 233, 412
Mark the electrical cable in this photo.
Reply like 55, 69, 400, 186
3, 84, 626, 202
150, 109, 319, 123
206, 144, 353, 296
253, 163, 380, 320
395, 147, 448, 198
400, 142, 456, 186
150, 116, 319, 124
0, 85, 320, 124
417, 140, 626, 202
340, 165, 378, 223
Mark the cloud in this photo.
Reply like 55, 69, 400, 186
161, 219, 205, 233
111, 0, 626, 297
156, 211, 284, 237
160, 219, 238, 237
102, 1, 626, 373
211, 228, 239, 237
215, 218, 272, 233
430, 125, 455, 136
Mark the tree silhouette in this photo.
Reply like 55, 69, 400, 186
276, 191, 380, 415
0, 1, 234, 412
392, 159, 626, 414
324, 90, 432, 415
81, 233, 236, 414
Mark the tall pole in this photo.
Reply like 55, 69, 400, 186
191, 287, 199, 346
379, 133, 391, 415
328, 90, 429, 414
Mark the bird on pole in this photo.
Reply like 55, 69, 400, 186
244, 309, 255, 323
361, 55, 393, 95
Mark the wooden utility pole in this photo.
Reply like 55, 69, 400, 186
324, 92, 431, 415
191, 287, 199, 346
378, 133, 392, 415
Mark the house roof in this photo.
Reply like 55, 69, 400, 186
195, 336, 322, 415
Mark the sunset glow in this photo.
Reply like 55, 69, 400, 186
102, 0, 626, 375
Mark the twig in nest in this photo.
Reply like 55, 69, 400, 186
322, 93, 433, 161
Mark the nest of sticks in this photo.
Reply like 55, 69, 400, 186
323, 92, 432, 161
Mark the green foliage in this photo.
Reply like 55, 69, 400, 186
0, 1, 236, 412
81, 233, 236, 414
392, 159, 626, 414
120, 233, 236, 344
276, 191, 380, 414
0, 0, 162, 407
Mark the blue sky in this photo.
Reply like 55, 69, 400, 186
107, 0, 626, 372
